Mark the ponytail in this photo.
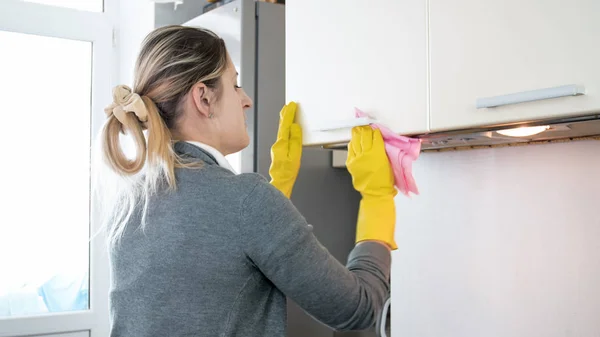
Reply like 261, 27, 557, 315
143, 96, 177, 189
102, 109, 147, 175
98, 85, 179, 247
102, 85, 176, 186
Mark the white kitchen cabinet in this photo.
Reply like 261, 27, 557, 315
429, 0, 600, 132
286, 0, 429, 147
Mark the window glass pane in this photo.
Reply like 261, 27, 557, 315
0, 30, 91, 318
22, 0, 103, 12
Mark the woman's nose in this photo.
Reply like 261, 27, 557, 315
242, 90, 253, 109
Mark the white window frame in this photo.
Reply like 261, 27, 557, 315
0, 1, 117, 336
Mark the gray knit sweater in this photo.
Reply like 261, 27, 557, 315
108, 142, 391, 337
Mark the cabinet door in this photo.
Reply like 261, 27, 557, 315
429, 0, 600, 132
286, 0, 428, 147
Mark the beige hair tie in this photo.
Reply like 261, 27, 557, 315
104, 85, 149, 125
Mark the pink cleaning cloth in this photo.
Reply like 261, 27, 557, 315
355, 108, 421, 197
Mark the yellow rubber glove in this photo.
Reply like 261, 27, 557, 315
269, 102, 302, 198
346, 126, 398, 250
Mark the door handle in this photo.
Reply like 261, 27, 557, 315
476, 84, 586, 109
376, 297, 391, 337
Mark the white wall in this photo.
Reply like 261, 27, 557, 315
392, 140, 600, 337
117, 0, 154, 87
112, 0, 154, 157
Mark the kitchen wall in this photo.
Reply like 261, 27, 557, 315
116, 0, 154, 86
391, 140, 600, 336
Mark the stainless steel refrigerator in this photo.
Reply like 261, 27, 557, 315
155, 1, 378, 336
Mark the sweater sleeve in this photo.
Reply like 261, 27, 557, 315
239, 177, 391, 331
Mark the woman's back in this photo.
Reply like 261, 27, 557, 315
110, 142, 288, 336
109, 142, 390, 337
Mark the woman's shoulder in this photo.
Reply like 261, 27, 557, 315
199, 171, 292, 214
235, 173, 286, 204
174, 166, 277, 200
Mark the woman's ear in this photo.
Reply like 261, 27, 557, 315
191, 83, 213, 118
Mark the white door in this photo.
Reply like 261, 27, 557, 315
0, 1, 116, 336
286, 0, 429, 147
429, 0, 600, 132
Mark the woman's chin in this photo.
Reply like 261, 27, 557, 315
230, 134, 250, 153
241, 134, 251, 148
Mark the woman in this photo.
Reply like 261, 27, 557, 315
97, 25, 398, 337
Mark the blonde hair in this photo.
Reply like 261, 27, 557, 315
94, 25, 228, 248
